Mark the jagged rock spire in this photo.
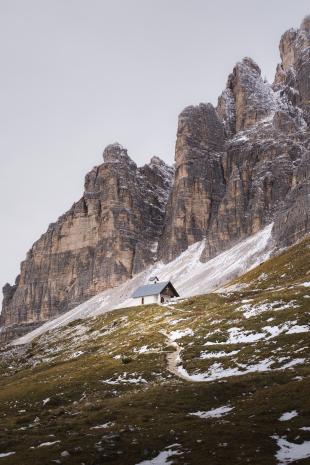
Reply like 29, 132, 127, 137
103, 143, 137, 168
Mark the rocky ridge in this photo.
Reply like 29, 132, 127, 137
1, 17, 309, 343
159, 17, 309, 262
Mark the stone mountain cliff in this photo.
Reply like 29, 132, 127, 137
159, 18, 309, 261
1, 145, 174, 341
1, 17, 309, 343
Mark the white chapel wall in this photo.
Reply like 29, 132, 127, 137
144, 294, 159, 304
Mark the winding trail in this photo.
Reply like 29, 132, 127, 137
160, 303, 198, 382
160, 330, 195, 382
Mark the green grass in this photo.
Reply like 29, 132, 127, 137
0, 237, 309, 464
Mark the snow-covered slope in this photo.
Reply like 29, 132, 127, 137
12, 224, 273, 345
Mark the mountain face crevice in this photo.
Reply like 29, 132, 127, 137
1, 17, 309, 343
157, 103, 226, 262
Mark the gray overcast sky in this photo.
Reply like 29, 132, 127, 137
0, 0, 309, 301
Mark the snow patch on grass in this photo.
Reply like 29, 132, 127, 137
257, 272, 268, 282
168, 318, 188, 325
279, 359, 305, 370
238, 300, 299, 319
90, 422, 114, 430
102, 373, 147, 385
204, 321, 308, 346
279, 411, 298, 421
169, 329, 194, 341
133, 345, 149, 354
135, 444, 182, 464
31, 441, 60, 448
189, 405, 234, 419
200, 350, 239, 359
178, 358, 274, 382
68, 351, 84, 359
205, 327, 265, 345
177, 356, 306, 382
273, 435, 310, 464
286, 325, 310, 334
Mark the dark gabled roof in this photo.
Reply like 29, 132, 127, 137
131, 281, 179, 298
132, 281, 169, 298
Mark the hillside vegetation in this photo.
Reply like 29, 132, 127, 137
0, 237, 309, 465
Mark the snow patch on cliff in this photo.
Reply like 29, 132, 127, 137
12, 224, 273, 345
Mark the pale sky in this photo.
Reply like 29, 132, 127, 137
0, 0, 309, 303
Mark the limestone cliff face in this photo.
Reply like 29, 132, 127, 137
272, 148, 310, 249
0, 144, 173, 341
218, 57, 277, 134
159, 17, 310, 263
158, 104, 226, 262
274, 15, 310, 124
270, 16, 310, 248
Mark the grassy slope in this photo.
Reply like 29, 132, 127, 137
0, 237, 309, 465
